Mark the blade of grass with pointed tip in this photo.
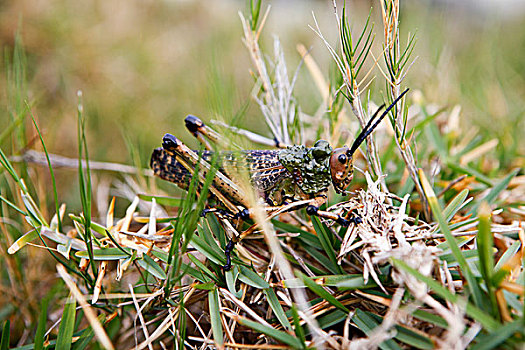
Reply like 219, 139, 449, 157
237, 316, 303, 349
77, 93, 96, 279
442, 189, 470, 222
190, 234, 224, 266
419, 169, 485, 309
7, 228, 37, 254
187, 253, 218, 284
476, 202, 498, 314
264, 288, 292, 331
492, 240, 521, 286
238, 265, 270, 289
297, 271, 349, 313
28, 104, 62, 232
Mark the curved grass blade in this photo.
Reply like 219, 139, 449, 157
137, 254, 167, 280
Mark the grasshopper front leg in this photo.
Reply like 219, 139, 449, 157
305, 192, 361, 226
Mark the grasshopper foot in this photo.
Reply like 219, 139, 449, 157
350, 215, 362, 224
201, 208, 235, 218
233, 208, 250, 221
337, 215, 362, 226
223, 239, 236, 271
306, 205, 318, 215
336, 217, 350, 226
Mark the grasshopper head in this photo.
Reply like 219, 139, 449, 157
329, 88, 410, 195
330, 147, 354, 194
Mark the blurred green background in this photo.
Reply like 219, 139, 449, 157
1, 0, 524, 207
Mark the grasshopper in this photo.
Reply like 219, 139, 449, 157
150, 89, 408, 269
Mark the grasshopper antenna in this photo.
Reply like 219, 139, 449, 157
348, 88, 409, 156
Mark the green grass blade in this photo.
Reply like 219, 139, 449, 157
137, 194, 183, 207
137, 254, 167, 280
56, 295, 77, 350
447, 162, 493, 187
442, 189, 470, 222
471, 319, 524, 350
476, 202, 497, 314
392, 259, 499, 331
290, 305, 306, 346
187, 253, 219, 284
469, 168, 519, 215
208, 288, 223, 347
352, 309, 402, 350
0, 321, 9, 350
75, 248, 131, 260
28, 104, 62, 232
311, 217, 344, 274
34, 296, 49, 350
237, 316, 303, 349
419, 169, 485, 309
264, 288, 292, 331
238, 265, 270, 289
7, 228, 38, 254
297, 271, 349, 313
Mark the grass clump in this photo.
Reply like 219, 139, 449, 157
0, 0, 523, 349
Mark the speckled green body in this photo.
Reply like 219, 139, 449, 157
277, 140, 333, 195
150, 139, 334, 207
